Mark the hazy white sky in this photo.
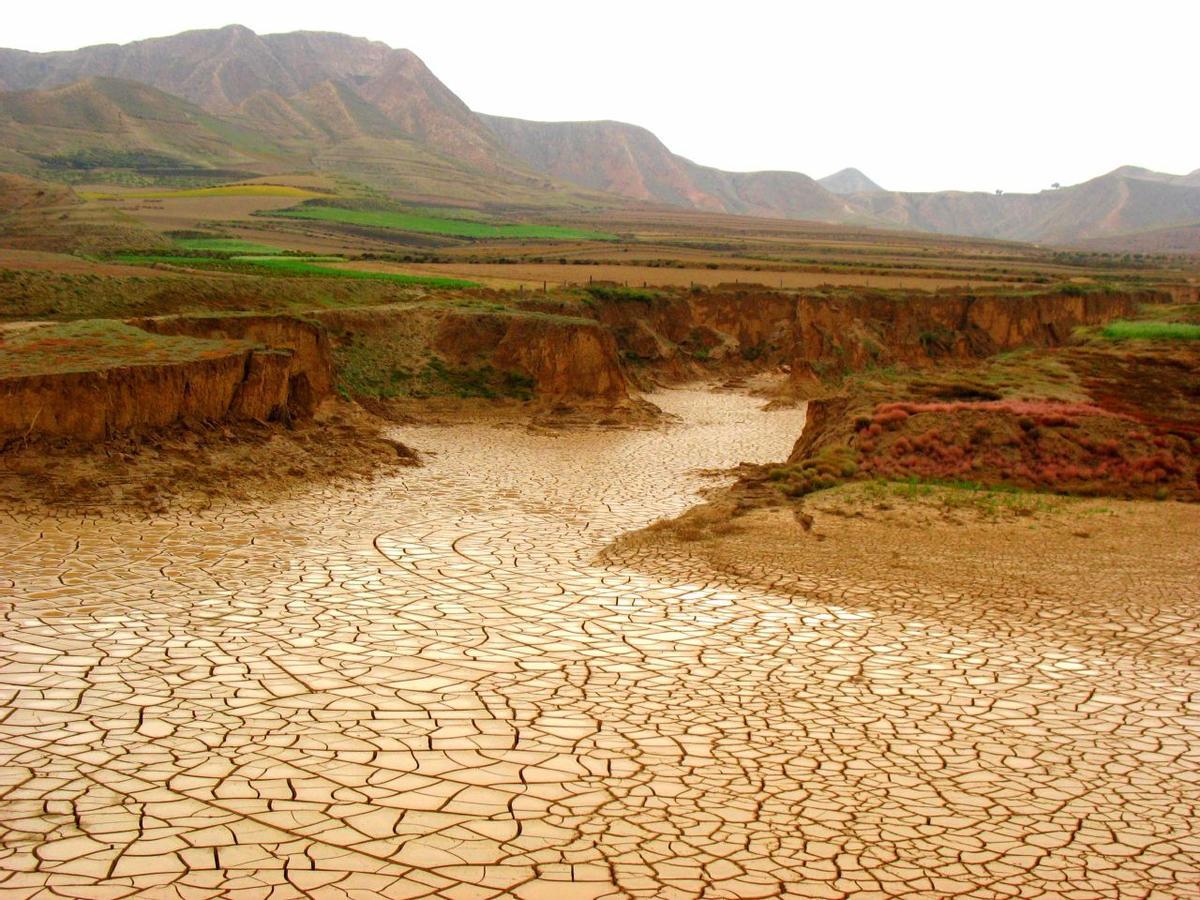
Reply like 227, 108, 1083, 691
4, 0, 1197, 193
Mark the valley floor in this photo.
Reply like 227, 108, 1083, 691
0, 390, 1197, 898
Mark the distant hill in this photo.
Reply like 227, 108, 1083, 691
0, 173, 77, 211
0, 77, 294, 173
482, 112, 1200, 245
0, 25, 518, 175
851, 167, 1200, 243
479, 115, 852, 220
0, 54, 619, 209
1076, 222, 1200, 255
818, 168, 884, 195
1, 25, 1197, 247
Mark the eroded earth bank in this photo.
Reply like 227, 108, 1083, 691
1, 388, 1198, 898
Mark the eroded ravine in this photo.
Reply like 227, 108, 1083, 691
0, 389, 1196, 898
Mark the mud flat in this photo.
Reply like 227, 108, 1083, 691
1, 390, 1197, 897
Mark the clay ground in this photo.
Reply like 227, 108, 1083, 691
1, 391, 1197, 897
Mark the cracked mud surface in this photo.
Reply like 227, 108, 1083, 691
1, 390, 1197, 898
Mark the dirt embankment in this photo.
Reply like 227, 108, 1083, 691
0, 315, 335, 443
316, 304, 653, 419
1, 350, 284, 442
130, 314, 335, 416
785, 288, 1145, 383
773, 338, 1200, 502
0, 283, 1161, 445
577, 286, 1150, 389
1160, 284, 1200, 304
434, 312, 632, 407
0, 174, 78, 212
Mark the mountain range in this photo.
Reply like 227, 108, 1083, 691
1, 24, 1198, 248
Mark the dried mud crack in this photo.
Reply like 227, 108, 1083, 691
0, 390, 1196, 898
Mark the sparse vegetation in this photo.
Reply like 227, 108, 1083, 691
335, 340, 534, 402
583, 284, 659, 303
766, 446, 860, 497
0, 319, 250, 377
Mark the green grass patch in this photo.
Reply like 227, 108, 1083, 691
1100, 320, 1200, 341
113, 254, 479, 288
0, 320, 250, 378
175, 238, 286, 255
271, 205, 617, 241
336, 343, 535, 402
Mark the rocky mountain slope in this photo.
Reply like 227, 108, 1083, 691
0, 25, 505, 168
1, 25, 1197, 245
482, 114, 1200, 244
478, 114, 855, 221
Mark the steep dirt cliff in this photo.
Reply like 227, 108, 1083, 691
783, 288, 1147, 384
1, 285, 1159, 444
0, 345, 290, 442
0, 315, 334, 443
318, 304, 643, 414
130, 313, 335, 415
580, 286, 1154, 388
477, 314, 633, 405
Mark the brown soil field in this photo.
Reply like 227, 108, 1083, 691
340, 260, 994, 291
0, 248, 174, 277
93, 194, 313, 229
